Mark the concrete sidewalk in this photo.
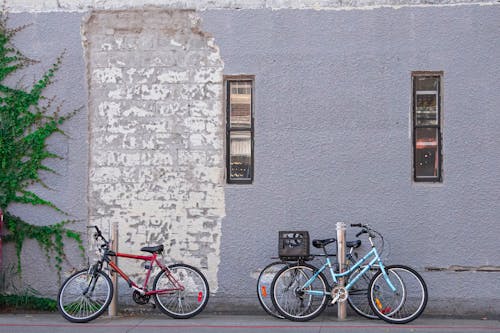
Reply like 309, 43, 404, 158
0, 312, 499, 333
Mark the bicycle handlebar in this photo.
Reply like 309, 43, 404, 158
350, 224, 386, 256
87, 225, 109, 246
350, 223, 377, 239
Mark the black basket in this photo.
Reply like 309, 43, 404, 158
278, 231, 310, 260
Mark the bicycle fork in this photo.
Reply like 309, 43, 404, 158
372, 265, 400, 315
84, 264, 101, 296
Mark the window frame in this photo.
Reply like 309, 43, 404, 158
412, 71, 443, 183
224, 75, 255, 184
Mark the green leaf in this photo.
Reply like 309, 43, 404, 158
0, 10, 84, 282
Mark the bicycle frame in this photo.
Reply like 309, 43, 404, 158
59, 225, 210, 323
102, 251, 185, 296
302, 245, 397, 297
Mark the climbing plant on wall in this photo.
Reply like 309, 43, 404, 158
0, 9, 83, 278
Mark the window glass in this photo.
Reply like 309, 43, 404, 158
415, 77, 438, 91
413, 73, 442, 182
415, 128, 439, 178
229, 81, 252, 129
415, 93, 438, 126
229, 131, 252, 180
225, 77, 254, 184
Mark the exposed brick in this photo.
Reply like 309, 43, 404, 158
84, 9, 224, 291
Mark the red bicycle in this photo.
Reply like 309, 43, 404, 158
57, 226, 209, 323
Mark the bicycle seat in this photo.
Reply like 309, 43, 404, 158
347, 240, 361, 248
140, 245, 164, 254
312, 238, 336, 248
312, 239, 362, 249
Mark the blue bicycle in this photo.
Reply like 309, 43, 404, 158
270, 224, 428, 323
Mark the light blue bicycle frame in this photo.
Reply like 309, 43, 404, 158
301, 245, 397, 297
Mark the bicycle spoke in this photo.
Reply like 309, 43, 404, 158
257, 262, 288, 319
369, 265, 428, 324
153, 264, 209, 319
57, 270, 113, 323
271, 264, 328, 321
347, 265, 378, 319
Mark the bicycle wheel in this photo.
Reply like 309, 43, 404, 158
153, 264, 209, 319
271, 263, 329, 322
57, 268, 113, 323
257, 261, 289, 319
347, 265, 379, 319
369, 265, 428, 324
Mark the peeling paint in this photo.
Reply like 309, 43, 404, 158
84, 9, 225, 292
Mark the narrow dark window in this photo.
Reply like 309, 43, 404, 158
412, 72, 443, 182
225, 76, 254, 184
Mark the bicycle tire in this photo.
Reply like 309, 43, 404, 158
368, 265, 428, 324
346, 265, 379, 319
257, 261, 289, 319
153, 264, 209, 319
271, 263, 329, 322
57, 268, 113, 323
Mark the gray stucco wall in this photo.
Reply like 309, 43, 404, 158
201, 5, 500, 316
3, 12, 88, 293
2, 3, 499, 318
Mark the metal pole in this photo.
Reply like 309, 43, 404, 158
336, 222, 347, 320
108, 222, 118, 317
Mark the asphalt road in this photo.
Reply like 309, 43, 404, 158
0, 313, 499, 333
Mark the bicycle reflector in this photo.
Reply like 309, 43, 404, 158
198, 292, 203, 302
382, 306, 392, 314
375, 298, 392, 314
261, 286, 267, 297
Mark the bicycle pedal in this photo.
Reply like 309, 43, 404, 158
151, 303, 156, 309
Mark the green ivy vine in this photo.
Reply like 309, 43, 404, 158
0, 9, 83, 279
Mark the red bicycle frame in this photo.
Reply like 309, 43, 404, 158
107, 251, 185, 296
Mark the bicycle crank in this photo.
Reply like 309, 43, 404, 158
132, 290, 151, 305
330, 286, 348, 305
